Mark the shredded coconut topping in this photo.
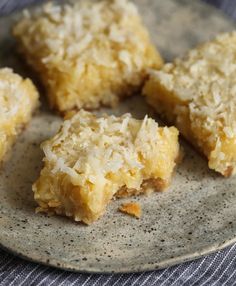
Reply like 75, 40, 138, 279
33, 110, 179, 223
0, 68, 39, 160
0, 68, 38, 127
145, 32, 236, 175
153, 32, 236, 141
0, 69, 30, 124
13, 0, 163, 112
41, 110, 178, 188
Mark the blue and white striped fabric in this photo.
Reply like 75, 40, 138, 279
1, 1, 236, 285
1, 245, 236, 285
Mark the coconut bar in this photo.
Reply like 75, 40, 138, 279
143, 32, 236, 176
0, 68, 39, 162
13, 0, 163, 113
33, 110, 179, 224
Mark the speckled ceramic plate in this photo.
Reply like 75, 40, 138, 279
0, 0, 236, 274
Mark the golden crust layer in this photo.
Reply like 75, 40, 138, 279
116, 178, 167, 198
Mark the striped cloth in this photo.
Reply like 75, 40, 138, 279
0, 1, 236, 285
1, 245, 236, 286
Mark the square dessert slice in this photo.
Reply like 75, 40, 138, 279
13, 0, 163, 113
143, 32, 236, 177
0, 68, 39, 162
33, 110, 179, 224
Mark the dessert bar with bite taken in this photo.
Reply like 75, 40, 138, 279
33, 110, 179, 224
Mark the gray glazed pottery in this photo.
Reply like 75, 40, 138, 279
0, 0, 236, 273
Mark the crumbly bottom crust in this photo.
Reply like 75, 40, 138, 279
116, 178, 168, 198
35, 177, 169, 224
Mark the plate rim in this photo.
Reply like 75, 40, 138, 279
1, 236, 236, 273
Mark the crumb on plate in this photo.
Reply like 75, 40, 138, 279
119, 202, 142, 218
